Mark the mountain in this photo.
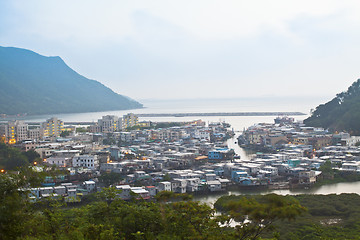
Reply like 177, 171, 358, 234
304, 79, 360, 135
0, 46, 142, 115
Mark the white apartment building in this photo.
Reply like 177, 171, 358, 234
194, 129, 211, 141
46, 157, 71, 167
83, 180, 96, 192
158, 181, 172, 192
72, 155, 97, 170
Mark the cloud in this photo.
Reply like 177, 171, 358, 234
1, 0, 360, 99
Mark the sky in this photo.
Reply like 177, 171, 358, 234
1, 0, 360, 101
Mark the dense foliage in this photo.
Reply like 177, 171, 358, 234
0, 46, 142, 115
0, 142, 41, 170
0, 172, 222, 240
3, 166, 360, 240
98, 172, 123, 186
215, 193, 360, 239
0, 169, 306, 240
304, 79, 360, 134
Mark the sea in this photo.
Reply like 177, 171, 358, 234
5, 96, 360, 203
4, 96, 323, 123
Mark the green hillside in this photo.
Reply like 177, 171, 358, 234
304, 79, 360, 135
0, 46, 142, 115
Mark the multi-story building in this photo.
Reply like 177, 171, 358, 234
0, 120, 28, 144
28, 128, 43, 141
119, 132, 134, 143
0, 123, 14, 143
89, 124, 101, 133
122, 113, 138, 129
72, 155, 97, 170
45, 157, 71, 167
98, 115, 122, 133
158, 181, 172, 192
194, 129, 211, 141
151, 129, 184, 141
264, 134, 288, 147
42, 117, 64, 137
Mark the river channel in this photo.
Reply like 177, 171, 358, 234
194, 135, 360, 205
194, 181, 360, 205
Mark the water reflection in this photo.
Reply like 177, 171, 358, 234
195, 181, 360, 206
226, 134, 255, 160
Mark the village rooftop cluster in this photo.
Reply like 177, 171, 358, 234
2, 115, 360, 201
1, 114, 235, 201
238, 117, 360, 188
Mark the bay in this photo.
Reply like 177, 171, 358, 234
4, 97, 319, 123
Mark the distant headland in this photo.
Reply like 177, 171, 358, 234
0, 46, 142, 116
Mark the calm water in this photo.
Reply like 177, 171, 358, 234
6, 97, 360, 201
195, 181, 360, 205
3, 97, 321, 123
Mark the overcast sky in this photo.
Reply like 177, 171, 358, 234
1, 0, 360, 101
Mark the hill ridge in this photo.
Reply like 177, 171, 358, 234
0, 46, 142, 115
304, 79, 360, 134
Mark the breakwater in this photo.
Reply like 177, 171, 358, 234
136, 112, 305, 117
21, 112, 305, 125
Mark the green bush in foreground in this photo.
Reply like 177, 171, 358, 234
1, 170, 307, 240
215, 193, 360, 239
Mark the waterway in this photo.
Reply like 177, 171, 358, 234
195, 133, 360, 205
194, 181, 360, 205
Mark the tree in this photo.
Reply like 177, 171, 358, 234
162, 200, 225, 239
76, 127, 88, 133
23, 150, 41, 164
60, 130, 71, 137
0, 169, 45, 239
162, 173, 171, 181
0, 143, 28, 170
319, 160, 334, 179
1, 172, 308, 240
220, 194, 306, 240
99, 172, 123, 187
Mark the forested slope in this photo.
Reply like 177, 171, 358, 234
305, 79, 360, 134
